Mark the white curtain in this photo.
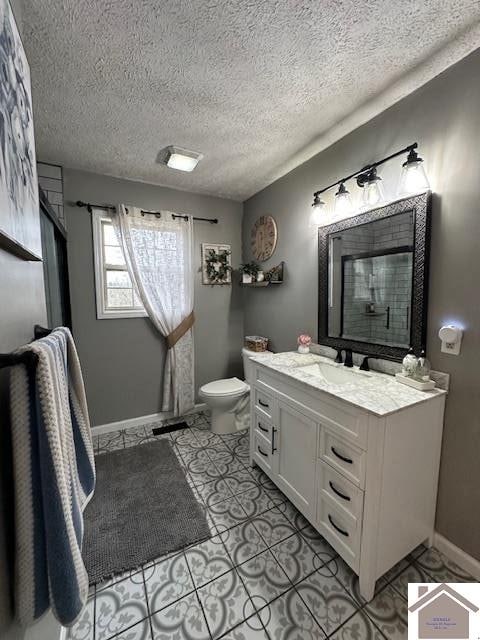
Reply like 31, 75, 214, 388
112, 205, 194, 416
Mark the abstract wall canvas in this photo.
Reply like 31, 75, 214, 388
0, 0, 41, 260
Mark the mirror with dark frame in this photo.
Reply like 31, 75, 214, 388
318, 192, 431, 361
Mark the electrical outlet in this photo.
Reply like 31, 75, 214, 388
439, 325, 463, 355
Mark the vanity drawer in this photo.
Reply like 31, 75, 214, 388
317, 493, 361, 572
320, 430, 366, 489
253, 387, 275, 420
252, 430, 274, 475
317, 459, 364, 523
254, 410, 272, 443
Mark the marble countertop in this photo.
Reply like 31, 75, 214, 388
251, 351, 446, 416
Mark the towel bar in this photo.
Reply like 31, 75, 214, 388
0, 325, 52, 369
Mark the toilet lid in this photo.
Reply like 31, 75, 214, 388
200, 377, 249, 397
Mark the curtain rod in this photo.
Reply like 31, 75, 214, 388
75, 201, 218, 224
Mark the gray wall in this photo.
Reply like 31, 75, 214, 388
0, 2, 47, 638
243, 49, 480, 559
64, 169, 243, 426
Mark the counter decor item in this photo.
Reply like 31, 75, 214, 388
244, 336, 269, 352
201, 244, 232, 285
396, 347, 435, 390
297, 334, 312, 354
416, 350, 431, 381
265, 261, 284, 283
401, 347, 418, 377
251, 215, 278, 261
395, 372, 435, 391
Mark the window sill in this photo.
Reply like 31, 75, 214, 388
96, 310, 148, 320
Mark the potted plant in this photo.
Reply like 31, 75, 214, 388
240, 261, 260, 284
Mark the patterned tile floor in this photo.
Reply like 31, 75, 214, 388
68, 411, 474, 640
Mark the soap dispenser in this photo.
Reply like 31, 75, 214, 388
416, 350, 431, 381
402, 347, 418, 378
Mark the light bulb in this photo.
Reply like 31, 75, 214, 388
310, 195, 326, 226
334, 183, 353, 217
398, 148, 430, 195
362, 168, 385, 208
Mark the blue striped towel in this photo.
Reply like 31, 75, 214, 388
10, 327, 96, 627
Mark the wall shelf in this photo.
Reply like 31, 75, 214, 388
241, 261, 285, 287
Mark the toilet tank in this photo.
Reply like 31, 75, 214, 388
242, 347, 271, 385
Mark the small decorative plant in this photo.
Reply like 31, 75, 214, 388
297, 333, 312, 354
240, 261, 260, 276
240, 261, 260, 283
203, 247, 232, 284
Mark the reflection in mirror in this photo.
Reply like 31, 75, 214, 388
328, 211, 414, 348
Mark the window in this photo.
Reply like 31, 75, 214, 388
92, 209, 146, 319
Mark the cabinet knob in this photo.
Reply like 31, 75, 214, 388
257, 446, 268, 458
258, 399, 269, 409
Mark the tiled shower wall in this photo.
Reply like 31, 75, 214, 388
37, 161, 65, 227
341, 212, 414, 346
368, 253, 413, 346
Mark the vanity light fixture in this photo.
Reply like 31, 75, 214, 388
334, 183, 354, 216
360, 167, 385, 208
398, 148, 430, 195
310, 142, 429, 223
164, 145, 203, 172
310, 194, 327, 225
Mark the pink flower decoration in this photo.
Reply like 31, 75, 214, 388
297, 334, 312, 346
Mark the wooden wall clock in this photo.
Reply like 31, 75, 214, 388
251, 215, 278, 261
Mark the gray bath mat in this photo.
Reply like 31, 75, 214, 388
83, 439, 210, 584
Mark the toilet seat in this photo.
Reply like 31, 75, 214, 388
200, 377, 249, 397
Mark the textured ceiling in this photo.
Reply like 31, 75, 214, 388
22, 1, 480, 201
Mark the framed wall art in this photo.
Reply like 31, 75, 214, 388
0, 0, 41, 261
201, 243, 232, 285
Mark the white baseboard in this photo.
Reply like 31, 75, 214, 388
433, 532, 480, 581
92, 403, 208, 435
24, 611, 65, 640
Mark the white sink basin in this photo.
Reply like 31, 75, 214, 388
298, 362, 371, 386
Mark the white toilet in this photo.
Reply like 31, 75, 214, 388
199, 347, 271, 435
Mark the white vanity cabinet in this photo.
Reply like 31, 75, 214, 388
249, 359, 446, 601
